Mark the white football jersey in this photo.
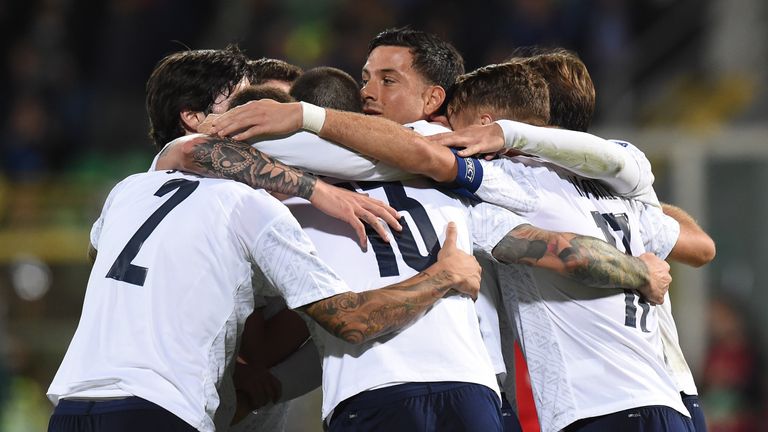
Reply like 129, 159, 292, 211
483, 157, 688, 431
284, 178, 525, 421
47, 170, 348, 432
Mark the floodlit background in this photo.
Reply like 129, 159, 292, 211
1, 0, 766, 430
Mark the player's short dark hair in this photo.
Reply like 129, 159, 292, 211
228, 85, 295, 110
507, 47, 594, 132
368, 27, 464, 98
290, 67, 363, 113
448, 62, 550, 126
146, 45, 250, 149
248, 58, 303, 85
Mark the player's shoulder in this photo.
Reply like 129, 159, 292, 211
104, 171, 163, 199
482, 155, 544, 178
404, 120, 451, 136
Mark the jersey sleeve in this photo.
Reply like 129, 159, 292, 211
609, 140, 658, 207
637, 203, 681, 259
474, 158, 540, 214
469, 201, 529, 254
248, 131, 413, 181
231, 194, 350, 309
495, 120, 652, 197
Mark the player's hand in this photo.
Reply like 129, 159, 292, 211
434, 222, 481, 300
210, 99, 303, 141
427, 123, 506, 159
233, 361, 282, 412
196, 113, 221, 135
309, 180, 402, 251
637, 252, 671, 305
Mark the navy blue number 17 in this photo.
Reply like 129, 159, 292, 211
106, 178, 199, 286
591, 211, 650, 333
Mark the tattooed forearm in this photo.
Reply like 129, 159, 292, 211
189, 136, 317, 199
564, 236, 649, 289
303, 271, 454, 345
493, 224, 650, 290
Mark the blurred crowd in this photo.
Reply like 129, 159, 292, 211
1, 0, 718, 181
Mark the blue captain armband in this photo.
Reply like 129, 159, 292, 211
446, 149, 483, 200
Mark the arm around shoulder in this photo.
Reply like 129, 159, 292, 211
319, 109, 458, 182
492, 224, 671, 305
299, 222, 481, 344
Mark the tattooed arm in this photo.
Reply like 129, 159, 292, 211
155, 134, 401, 248
157, 134, 318, 197
492, 224, 671, 305
300, 222, 481, 345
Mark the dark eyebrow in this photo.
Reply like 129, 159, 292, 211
363, 67, 401, 76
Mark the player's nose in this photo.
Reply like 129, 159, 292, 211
361, 81, 377, 100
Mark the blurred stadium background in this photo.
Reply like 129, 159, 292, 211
1, 0, 766, 430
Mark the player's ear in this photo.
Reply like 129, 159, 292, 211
479, 113, 495, 125
422, 85, 446, 117
180, 110, 207, 134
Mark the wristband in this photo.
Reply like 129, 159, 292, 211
300, 102, 326, 133
444, 148, 483, 200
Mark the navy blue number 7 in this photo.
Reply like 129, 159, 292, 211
106, 178, 199, 286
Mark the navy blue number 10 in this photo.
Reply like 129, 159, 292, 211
339, 182, 440, 277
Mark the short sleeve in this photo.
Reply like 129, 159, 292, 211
637, 203, 680, 259
230, 194, 350, 309
469, 201, 529, 254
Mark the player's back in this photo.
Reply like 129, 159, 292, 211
285, 178, 501, 421
48, 170, 291, 431
496, 156, 688, 431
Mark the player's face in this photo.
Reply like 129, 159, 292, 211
361, 46, 433, 124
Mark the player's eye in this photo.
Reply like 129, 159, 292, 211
382, 77, 396, 85
361, 79, 369, 86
